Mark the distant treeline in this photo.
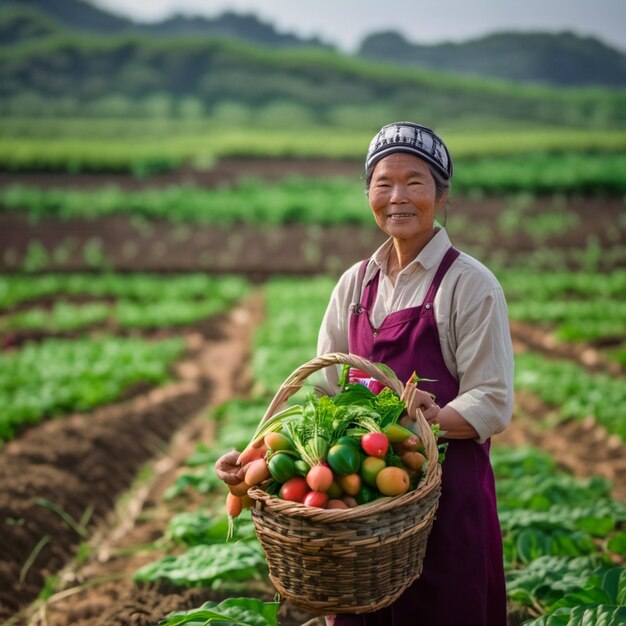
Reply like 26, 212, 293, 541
359, 31, 626, 89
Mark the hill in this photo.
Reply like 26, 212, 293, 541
358, 30, 626, 88
1, 30, 624, 130
0, 0, 332, 49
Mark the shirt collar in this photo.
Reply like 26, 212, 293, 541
366, 228, 451, 282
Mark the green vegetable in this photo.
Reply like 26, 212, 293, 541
384, 423, 414, 443
355, 484, 379, 505
267, 452, 296, 483
327, 443, 361, 476
158, 597, 280, 626
294, 459, 310, 477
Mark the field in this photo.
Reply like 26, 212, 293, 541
2, 124, 625, 626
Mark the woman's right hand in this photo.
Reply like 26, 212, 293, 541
214, 449, 244, 485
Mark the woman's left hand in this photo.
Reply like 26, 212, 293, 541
413, 389, 441, 423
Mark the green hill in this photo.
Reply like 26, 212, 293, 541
0, 0, 332, 49
358, 30, 626, 88
1, 29, 625, 129
1, 2, 625, 129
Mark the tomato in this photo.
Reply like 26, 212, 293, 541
279, 476, 309, 502
327, 443, 361, 476
360, 456, 386, 487
338, 473, 361, 496
303, 491, 329, 508
361, 432, 389, 458
264, 431, 295, 451
376, 466, 410, 496
267, 452, 296, 483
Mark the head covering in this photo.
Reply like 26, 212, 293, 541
365, 121, 453, 180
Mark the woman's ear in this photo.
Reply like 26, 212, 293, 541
436, 190, 449, 211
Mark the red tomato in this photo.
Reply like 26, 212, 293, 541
279, 476, 309, 502
303, 491, 329, 508
361, 432, 389, 458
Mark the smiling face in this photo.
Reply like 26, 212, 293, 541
368, 153, 447, 250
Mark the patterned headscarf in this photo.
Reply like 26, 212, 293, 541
365, 121, 453, 180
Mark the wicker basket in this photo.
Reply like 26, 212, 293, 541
247, 352, 442, 615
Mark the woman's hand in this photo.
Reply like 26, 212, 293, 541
214, 449, 244, 485
413, 389, 441, 423
407, 389, 478, 438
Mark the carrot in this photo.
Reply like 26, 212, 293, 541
238, 445, 267, 466
226, 492, 244, 540
226, 492, 243, 519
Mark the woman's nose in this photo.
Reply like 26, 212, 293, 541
390, 184, 408, 203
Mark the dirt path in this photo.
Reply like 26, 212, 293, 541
0, 295, 258, 624
8, 292, 319, 626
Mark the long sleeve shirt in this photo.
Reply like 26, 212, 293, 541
317, 228, 514, 443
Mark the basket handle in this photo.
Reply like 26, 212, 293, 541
260, 352, 404, 425
258, 352, 439, 472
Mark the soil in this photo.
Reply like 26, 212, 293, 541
3, 293, 320, 626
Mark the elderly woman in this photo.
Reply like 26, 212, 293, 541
216, 121, 514, 625
317, 121, 513, 626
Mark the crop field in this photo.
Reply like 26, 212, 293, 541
1, 125, 625, 626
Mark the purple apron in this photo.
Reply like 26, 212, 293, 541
336, 247, 507, 626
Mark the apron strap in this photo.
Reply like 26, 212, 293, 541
349, 259, 370, 315
423, 247, 460, 307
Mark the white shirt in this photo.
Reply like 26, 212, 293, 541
317, 228, 514, 443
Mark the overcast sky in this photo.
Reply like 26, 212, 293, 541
90, 0, 626, 52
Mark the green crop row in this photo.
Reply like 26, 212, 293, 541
0, 297, 243, 335
508, 300, 626, 343
498, 269, 626, 346
2, 116, 626, 165
514, 352, 626, 440
497, 270, 626, 301
491, 446, 626, 625
0, 273, 249, 310
0, 335, 184, 443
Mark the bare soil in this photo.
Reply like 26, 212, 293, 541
4, 293, 319, 626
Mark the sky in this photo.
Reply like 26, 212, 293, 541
91, 0, 626, 52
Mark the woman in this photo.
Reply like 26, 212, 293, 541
216, 121, 514, 625
317, 121, 514, 626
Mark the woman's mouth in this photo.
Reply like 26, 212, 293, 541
389, 213, 415, 219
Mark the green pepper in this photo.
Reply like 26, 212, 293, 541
355, 484, 379, 505
294, 459, 310, 477
384, 423, 415, 443
327, 442, 361, 476
268, 452, 296, 483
